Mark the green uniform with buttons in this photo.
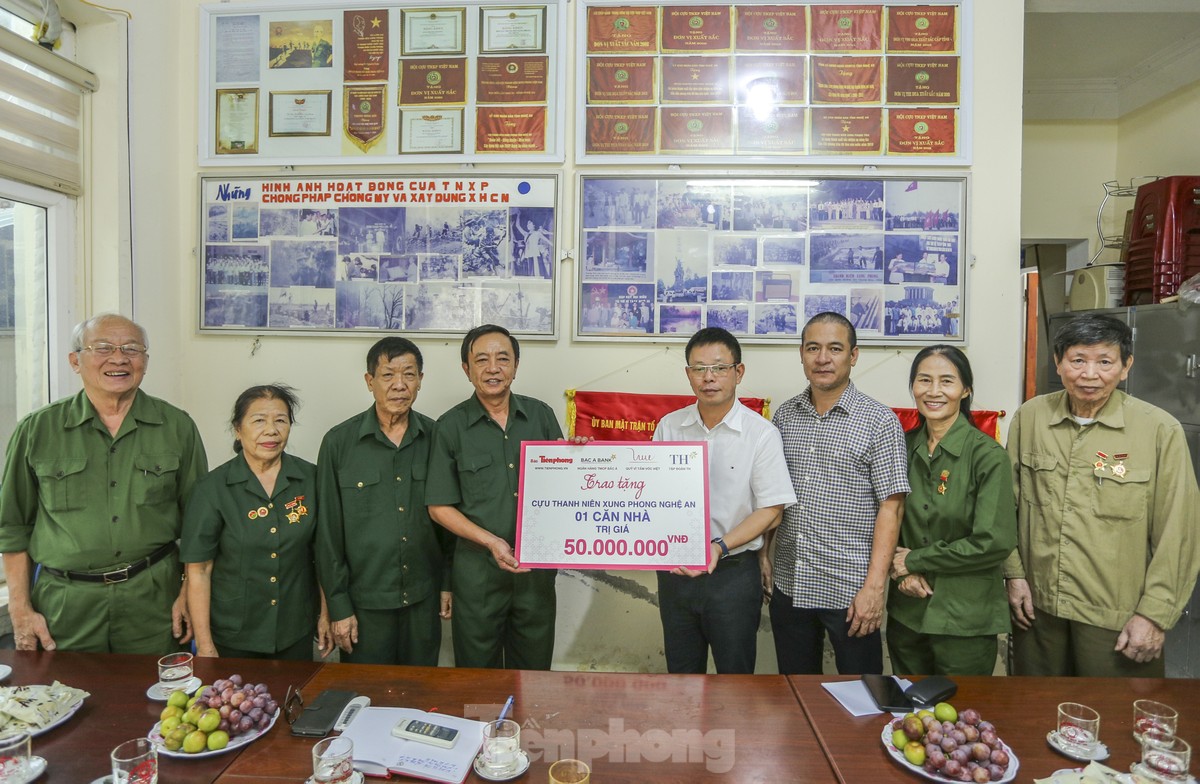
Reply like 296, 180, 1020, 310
426, 393, 562, 670
180, 452, 319, 657
886, 414, 1017, 676
0, 390, 208, 654
315, 407, 449, 665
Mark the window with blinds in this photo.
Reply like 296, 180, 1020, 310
0, 17, 95, 195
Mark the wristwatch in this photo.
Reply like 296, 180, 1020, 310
711, 537, 729, 559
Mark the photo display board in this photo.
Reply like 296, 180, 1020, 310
577, 174, 966, 344
577, 1, 969, 165
199, 1, 564, 165
200, 174, 559, 337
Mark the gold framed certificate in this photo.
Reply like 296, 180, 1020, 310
269, 90, 332, 137
399, 109, 464, 153
401, 8, 466, 55
215, 88, 259, 154
480, 6, 546, 54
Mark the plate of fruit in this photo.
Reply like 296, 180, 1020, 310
150, 674, 280, 758
882, 702, 1019, 783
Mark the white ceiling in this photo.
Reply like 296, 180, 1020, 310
1024, 0, 1200, 120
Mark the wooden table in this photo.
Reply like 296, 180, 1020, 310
791, 675, 1200, 783
218, 665, 834, 783
0, 649, 322, 784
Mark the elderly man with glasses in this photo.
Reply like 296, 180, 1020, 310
652, 327, 796, 674
0, 313, 207, 653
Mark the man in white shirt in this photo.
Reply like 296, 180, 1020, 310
653, 327, 797, 673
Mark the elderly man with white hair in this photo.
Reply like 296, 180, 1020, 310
0, 314, 207, 653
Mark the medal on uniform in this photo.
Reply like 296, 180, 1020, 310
1112, 453, 1128, 478
256, 506, 269, 517
284, 495, 308, 523
1094, 451, 1110, 484
937, 469, 949, 495
248, 509, 258, 519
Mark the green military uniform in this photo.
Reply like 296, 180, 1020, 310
1004, 389, 1200, 677
315, 407, 448, 665
886, 414, 1016, 676
180, 452, 319, 659
426, 393, 561, 670
0, 390, 207, 654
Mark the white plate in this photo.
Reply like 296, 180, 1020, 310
148, 708, 279, 759
473, 750, 530, 781
145, 677, 202, 702
306, 773, 364, 784
13, 756, 46, 783
0, 665, 12, 682
0, 697, 86, 740
1047, 730, 1111, 762
880, 719, 1019, 783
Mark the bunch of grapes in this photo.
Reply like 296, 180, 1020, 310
893, 707, 1012, 783
196, 674, 278, 738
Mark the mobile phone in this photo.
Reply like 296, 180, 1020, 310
861, 674, 913, 712
290, 689, 358, 738
392, 718, 460, 749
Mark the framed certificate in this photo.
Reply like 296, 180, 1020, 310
399, 109, 464, 153
215, 88, 259, 154
269, 90, 332, 137
401, 8, 466, 56
480, 6, 546, 53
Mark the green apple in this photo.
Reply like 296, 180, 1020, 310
934, 702, 958, 723
903, 741, 926, 767
183, 704, 205, 726
160, 716, 182, 736
892, 728, 909, 750
183, 730, 208, 754
167, 690, 189, 709
198, 708, 221, 733
206, 730, 230, 751
160, 704, 183, 722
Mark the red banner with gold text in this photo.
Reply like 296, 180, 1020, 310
567, 390, 768, 440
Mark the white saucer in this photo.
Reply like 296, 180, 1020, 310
13, 757, 46, 783
145, 676, 201, 701
305, 773, 363, 784
473, 750, 530, 781
0, 665, 12, 681
1047, 730, 1110, 762
1130, 761, 1197, 783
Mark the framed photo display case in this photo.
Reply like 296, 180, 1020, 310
577, 0, 971, 165
200, 174, 559, 337
576, 174, 966, 345
199, 1, 564, 164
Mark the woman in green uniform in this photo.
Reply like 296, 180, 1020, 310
182, 385, 331, 660
887, 346, 1016, 676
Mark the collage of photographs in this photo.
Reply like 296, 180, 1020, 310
578, 176, 964, 342
201, 176, 557, 335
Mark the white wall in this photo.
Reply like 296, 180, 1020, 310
1116, 80, 1200, 181
72, 0, 1026, 673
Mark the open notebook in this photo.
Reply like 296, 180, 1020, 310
340, 707, 486, 783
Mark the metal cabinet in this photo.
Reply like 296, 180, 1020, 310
1042, 304, 1200, 677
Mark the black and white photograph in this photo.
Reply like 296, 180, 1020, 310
406, 282, 478, 331
583, 231, 652, 282
580, 283, 654, 333
713, 234, 758, 267
260, 208, 300, 237
299, 208, 337, 236
710, 270, 753, 302
481, 282, 554, 332
732, 185, 808, 232
809, 180, 884, 230
810, 233, 885, 283
335, 281, 406, 329
268, 287, 335, 328
204, 287, 267, 328
762, 236, 806, 266
655, 231, 709, 303
884, 234, 959, 285
419, 253, 461, 281
582, 178, 657, 229
754, 303, 798, 335
232, 205, 259, 240
804, 294, 847, 321
659, 304, 701, 334
884, 285, 961, 337
705, 304, 750, 334
339, 207, 405, 254
850, 287, 883, 332
509, 207, 555, 278
207, 205, 229, 242
269, 239, 337, 288
379, 254, 416, 283
656, 180, 732, 230
205, 244, 268, 287
755, 270, 799, 302
461, 210, 507, 277
338, 254, 378, 282
423, 208, 467, 255
885, 179, 962, 231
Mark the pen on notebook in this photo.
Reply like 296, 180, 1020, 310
498, 695, 514, 722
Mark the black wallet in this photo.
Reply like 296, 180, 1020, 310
290, 689, 357, 738
861, 674, 957, 712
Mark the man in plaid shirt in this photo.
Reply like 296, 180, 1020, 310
765, 312, 909, 674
